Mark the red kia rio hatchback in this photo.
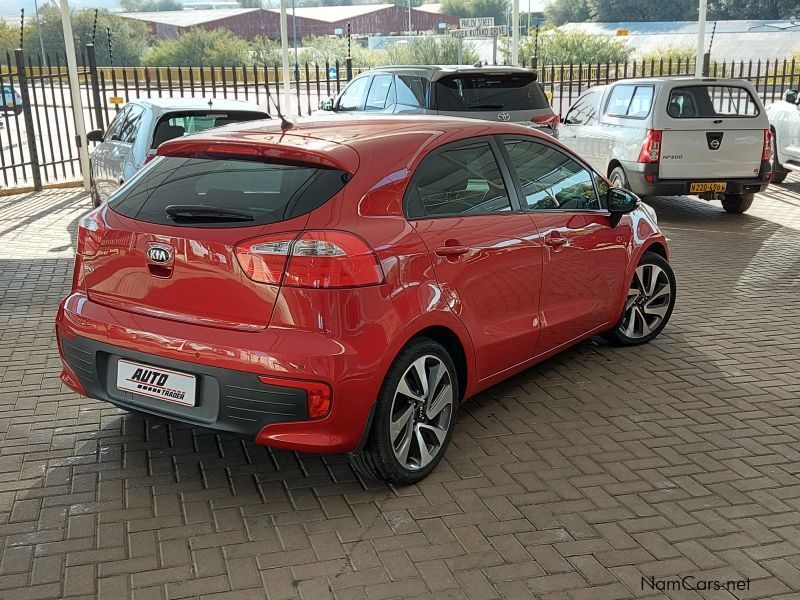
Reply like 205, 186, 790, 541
57, 115, 675, 484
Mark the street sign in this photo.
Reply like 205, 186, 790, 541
450, 25, 507, 38
327, 66, 338, 80
459, 17, 494, 28
109, 96, 124, 105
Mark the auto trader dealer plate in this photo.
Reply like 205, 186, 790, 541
116, 359, 196, 407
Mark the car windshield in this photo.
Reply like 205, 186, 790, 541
150, 111, 267, 148
108, 156, 348, 227
435, 73, 549, 112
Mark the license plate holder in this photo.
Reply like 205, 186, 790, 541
690, 182, 727, 193
116, 359, 197, 407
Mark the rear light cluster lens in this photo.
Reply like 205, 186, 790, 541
762, 129, 773, 162
77, 209, 106, 257
637, 129, 662, 163
235, 230, 384, 288
531, 114, 560, 129
258, 375, 332, 419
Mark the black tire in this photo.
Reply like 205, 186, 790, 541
609, 165, 629, 190
602, 251, 676, 347
90, 170, 101, 208
721, 193, 754, 214
771, 132, 789, 184
351, 338, 459, 485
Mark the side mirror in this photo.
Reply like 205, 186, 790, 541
607, 187, 639, 227
784, 89, 798, 104
87, 129, 104, 143
318, 98, 334, 111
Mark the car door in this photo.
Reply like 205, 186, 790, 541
499, 136, 628, 353
107, 104, 145, 195
407, 138, 545, 381
335, 75, 372, 113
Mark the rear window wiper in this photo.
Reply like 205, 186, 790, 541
165, 205, 255, 222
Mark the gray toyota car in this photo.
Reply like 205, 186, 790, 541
319, 65, 558, 133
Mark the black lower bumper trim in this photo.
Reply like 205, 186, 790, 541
61, 335, 308, 436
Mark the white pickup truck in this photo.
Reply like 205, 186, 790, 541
767, 88, 800, 183
558, 77, 772, 213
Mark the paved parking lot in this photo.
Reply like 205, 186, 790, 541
1, 177, 800, 600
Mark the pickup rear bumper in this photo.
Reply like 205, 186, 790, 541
622, 161, 771, 197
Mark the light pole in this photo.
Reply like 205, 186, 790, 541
695, 0, 707, 78
407, 0, 412, 34
511, 0, 519, 66
58, 0, 90, 191
279, 0, 291, 114
33, 0, 47, 67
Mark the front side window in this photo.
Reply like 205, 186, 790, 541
408, 141, 512, 218
117, 105, 145, 144
667, 85, 760, 118
503, 139, 600, 211
365, 74, 394, 111
337, 76, 371, 112
605, 84, 653, 118
105, 105, 129, 141
565, 91, 597, 125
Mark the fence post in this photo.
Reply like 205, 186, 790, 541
85, 43, 104, 131
702, 52, 710, 77
14, 48, 42, 191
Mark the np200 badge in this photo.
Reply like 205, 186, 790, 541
663, 154, 683, 160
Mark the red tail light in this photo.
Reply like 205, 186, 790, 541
258, 375, 332, 419
235, 230, 384, 288
637, 129, 662, 164
762, 129, 773, 162
531, 113, 560, 128
76, 209, 106, 257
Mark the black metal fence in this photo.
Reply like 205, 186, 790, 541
1, 47, 798, 191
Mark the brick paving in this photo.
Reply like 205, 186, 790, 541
1, 176, 800, 600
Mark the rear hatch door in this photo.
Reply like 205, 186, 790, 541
659, 82, 766, 179
433, 71, 554, 126
84, 141, 354, 331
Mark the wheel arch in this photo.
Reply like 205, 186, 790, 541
607, 159, 624, 178
643, 241, 668, 261
408, 325, 469, 403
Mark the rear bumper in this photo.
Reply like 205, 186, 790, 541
56, 291, 382, 454
622, 161, 771, 197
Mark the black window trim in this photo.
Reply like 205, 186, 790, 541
402, 135, 524, 220
602, 83, 656, 121
496, 134, 610, 214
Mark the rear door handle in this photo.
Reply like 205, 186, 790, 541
545, 234, 568, 248
435, 245, 469, 257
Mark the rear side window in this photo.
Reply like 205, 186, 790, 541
151, 111, 266, 148
109, 157, 348, 227
406, 141, 512, 218
395, 75, 428, 108
435, 73, 549, 112
605, 84, 654, 118
667, 85, 760, 118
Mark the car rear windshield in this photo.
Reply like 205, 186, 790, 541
667, 85, 760, 118
435, 73, 550, 112
150, 111, 267, 148
108, 156, 349, 227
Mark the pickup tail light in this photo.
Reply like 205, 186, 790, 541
637, 129, 662, 163
531, 114, 560, 129
76, 208, 106, 257
235, 230, 384, 288
762, 129, 773, 162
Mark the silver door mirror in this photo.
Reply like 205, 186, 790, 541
319, 97, 334, 111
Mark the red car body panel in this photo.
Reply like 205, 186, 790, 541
57, 115, 669, 454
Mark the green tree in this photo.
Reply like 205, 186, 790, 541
385, 36, 478, 65
709, 0, 798, 19
297, 36, 387, 68
544, 0, 591, 25
509, 28, 632, 65
0, 7, 150, 66
0, 21, 23, 54
238, 0, 263, 7
589, 0, 697, 21
144, 28, 251, 66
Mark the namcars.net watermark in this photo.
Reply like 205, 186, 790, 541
642, 575, 751, 592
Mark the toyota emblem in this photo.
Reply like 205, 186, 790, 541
497, 112, 510, 122
147, 244, 173, 264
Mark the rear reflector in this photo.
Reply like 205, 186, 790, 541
235, 230, 384, 288
77, 208, 105, 257
763, 129, 773, 162
258, 375, 332, 419
637, 129, 662, 164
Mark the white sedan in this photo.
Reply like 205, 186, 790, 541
767, 89, 800, 183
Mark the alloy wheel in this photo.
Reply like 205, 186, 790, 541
619, 263, 672, 339
389, 355, 454, 470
